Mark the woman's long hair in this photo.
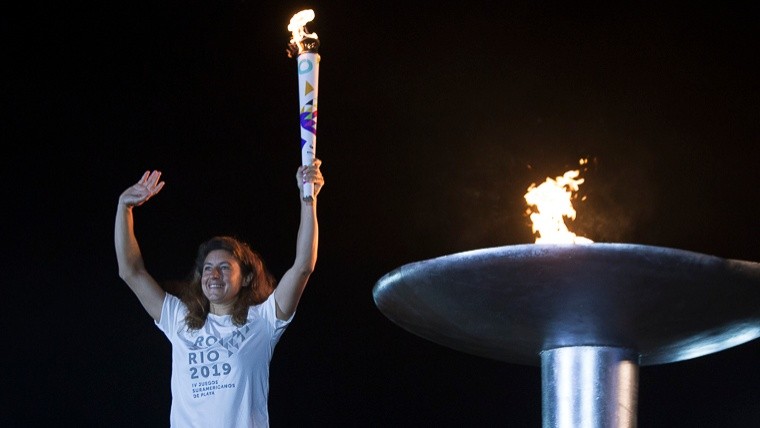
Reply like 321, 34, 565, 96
180, 236, 276, 329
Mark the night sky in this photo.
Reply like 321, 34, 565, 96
7, 1, 759, 426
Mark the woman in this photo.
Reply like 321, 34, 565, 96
114, 160, 323, 427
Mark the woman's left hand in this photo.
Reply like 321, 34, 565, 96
297, 158, 324, 197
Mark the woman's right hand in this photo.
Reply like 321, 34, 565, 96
119, 170, 165, 208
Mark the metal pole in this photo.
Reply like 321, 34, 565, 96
541, 346, 639, 428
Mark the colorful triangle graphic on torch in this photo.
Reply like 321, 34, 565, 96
304, 81, 314, 96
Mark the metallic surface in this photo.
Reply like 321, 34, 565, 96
372, 243, 760, 366
541, 346, 638, 428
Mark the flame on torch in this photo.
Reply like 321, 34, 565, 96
287, 9, 320, 201
287, 9, 319, 57
524, 158, 593, 244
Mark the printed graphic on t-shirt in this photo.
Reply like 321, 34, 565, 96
178, 322, 255, 398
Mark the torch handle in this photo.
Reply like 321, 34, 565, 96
297, 52, 319, 201
301, 152, 315, 202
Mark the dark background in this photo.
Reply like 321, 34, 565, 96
6, 1, 759, 426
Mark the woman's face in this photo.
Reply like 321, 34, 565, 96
201, 249, 245, 305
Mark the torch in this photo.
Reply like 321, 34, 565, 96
287, 9, 320, 201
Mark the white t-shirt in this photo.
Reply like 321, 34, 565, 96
156, 292, 292, 427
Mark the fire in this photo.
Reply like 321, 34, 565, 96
287, 9, 318, 57
524, 159, 593, 244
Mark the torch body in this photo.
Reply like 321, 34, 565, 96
297, 51, 320, 201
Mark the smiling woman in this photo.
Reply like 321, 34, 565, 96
113, 161, 324, 427
184, 238, 275, 328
